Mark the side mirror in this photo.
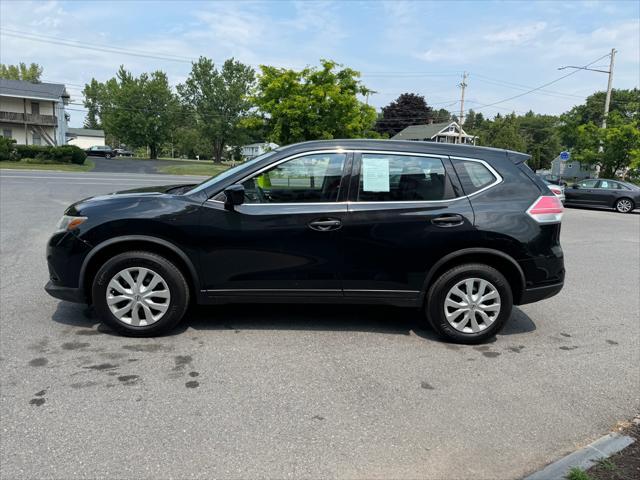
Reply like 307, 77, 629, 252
224, 184, 245, 210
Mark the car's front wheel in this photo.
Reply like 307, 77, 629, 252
92, 251, 189, 336
425, 263, 513, 344
615, 198, 634, 213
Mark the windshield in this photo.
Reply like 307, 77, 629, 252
186, 150, 280, 195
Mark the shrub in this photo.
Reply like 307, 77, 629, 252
15, 144, 87, 165
0, 136, 18, 161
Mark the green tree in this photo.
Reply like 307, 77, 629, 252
178, 57, 255, 163
374, 93, 434, 136
92, 66, 179, 158
560, 88, 640, 147
0, 62, 43, 82
254, 59, 377, 145
476, 113, 526, 152
519, 111, 561, 170
82, 79, 104, 129
572, 115, 640, 178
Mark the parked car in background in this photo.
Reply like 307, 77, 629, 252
564, 178, 640, 213
85, 145, 114, 158
542, 179, 565, 204
114, 148, 134, 157
45, 140, 564, 343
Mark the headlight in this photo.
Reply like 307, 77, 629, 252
56, 215, 87, 233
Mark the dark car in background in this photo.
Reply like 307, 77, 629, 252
85, 145, 115, 158
565, 178, 640, 213
45, 140, 564, 343
114, 148, 134, 157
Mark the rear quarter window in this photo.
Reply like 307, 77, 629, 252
452, 160, 498, 195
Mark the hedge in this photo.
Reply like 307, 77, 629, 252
0, 136, 18, 161
0, 143, 88, 165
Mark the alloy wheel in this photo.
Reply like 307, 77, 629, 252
444, 278, 501, 333
616, 199, 633, 213
106, 267, 171, 326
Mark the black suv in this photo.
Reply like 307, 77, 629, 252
45, 140, 564, 343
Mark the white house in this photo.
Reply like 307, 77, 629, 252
392, 121, 477, 145
0, 78, 69, 146
66, 127, 106, 149
241, 142, 279, 160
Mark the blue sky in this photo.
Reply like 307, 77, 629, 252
1, 0, 638, 128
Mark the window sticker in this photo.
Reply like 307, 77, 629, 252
362, 157, 390, 192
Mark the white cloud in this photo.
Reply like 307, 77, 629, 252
483, 22, 547, 45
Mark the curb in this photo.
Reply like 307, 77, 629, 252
524, 432, 635, 480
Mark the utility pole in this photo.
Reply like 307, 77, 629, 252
601, 48, 616, 129
458, 71, 468, 144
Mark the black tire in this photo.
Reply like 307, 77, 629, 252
615, 197, 634, 213
92, 251, 189, 336
425, 263, 513, 344
105, 154, 112, 159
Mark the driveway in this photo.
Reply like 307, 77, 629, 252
1, 170, 638, 479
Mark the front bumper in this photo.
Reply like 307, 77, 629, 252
45, 281, 86, 303
518, 281, 564, 305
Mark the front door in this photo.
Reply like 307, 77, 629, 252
197, 151, 350, 296
565, 179, 599, 205
340, 152, 475, 301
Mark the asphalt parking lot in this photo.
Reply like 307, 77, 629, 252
1, 169, 638, 479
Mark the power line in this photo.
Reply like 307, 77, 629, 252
465, 52, 612, 113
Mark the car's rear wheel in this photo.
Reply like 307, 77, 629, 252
105, 153, 112, 159
92, 251, 189, 336
615, 198, 634, 213
425, 263, 513, 344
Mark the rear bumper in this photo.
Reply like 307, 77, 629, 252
45, 281, 86, 304
518, 282, 563, 305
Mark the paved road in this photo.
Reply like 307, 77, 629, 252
90, 156, 208, 174
1, 169, 638, 479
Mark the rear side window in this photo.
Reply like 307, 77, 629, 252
452, 160, 497, 195
357, 154, 453, 202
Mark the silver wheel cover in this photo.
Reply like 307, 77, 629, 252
617, 199, 632, 212
106, 267, 171, 326
444, 278, 501, 333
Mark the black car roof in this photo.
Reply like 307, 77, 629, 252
275, 139, 530, 165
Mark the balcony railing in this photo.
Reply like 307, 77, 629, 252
0, 110, 57, 126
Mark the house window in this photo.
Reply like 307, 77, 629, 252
32, 132, 42, 145
31, 102, 40, 115
1, 129, 11, 138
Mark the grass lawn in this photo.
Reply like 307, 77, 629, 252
0, 158, 95, 172
157, 163, 230, 176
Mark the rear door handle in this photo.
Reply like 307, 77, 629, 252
308, 218, 342, 232
432, 214, 464, 227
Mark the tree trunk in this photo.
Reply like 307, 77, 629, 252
149, 144, 158, 160
213, 142, 224, 164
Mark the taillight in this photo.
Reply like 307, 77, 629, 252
526, 195, 563, 223
549, 186, 562, 195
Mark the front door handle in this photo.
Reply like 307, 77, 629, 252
308, 218, 342, 232
432, 214, 464, 227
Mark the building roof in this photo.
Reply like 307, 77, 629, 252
0, 78, 69, 101
66, 128, 105, 138
392, 121, 475, 141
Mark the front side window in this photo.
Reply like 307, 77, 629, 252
242, 152, 346, 204
453, 159, 497, 195
579, 179, 598, 188
358, 154, 451, 202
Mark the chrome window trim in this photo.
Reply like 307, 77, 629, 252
205, 149, 503, 207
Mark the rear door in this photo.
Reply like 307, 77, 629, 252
593, 180, 620, 207
340, 151, 475, 302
